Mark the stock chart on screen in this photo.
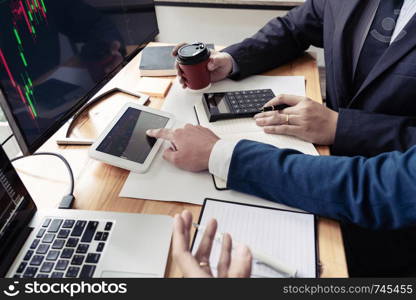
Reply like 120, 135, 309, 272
0, 0, 158, 152
0, 0, 49, 120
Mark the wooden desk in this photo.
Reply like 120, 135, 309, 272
14, 47, 348, 278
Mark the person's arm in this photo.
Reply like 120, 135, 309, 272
332, 108, 416, 157
227, 140, 416, 230
146, 125, 416, 230
223, 0, 326, 79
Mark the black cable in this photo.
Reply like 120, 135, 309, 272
11, 152, 75, 209
1, 134, 14, 146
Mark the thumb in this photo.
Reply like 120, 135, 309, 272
207, 57, 221, 71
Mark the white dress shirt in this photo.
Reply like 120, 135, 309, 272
209, 0, 416, 181
391, 0, 416, 43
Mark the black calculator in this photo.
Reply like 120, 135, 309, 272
202, 89, 276, 122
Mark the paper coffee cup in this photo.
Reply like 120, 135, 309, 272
176, 42, 211, 90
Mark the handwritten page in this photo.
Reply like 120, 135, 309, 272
192, 199, 317, 278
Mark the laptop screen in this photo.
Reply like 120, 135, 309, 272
0, 146, 36, 276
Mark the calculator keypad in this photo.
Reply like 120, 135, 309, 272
226, 89, 275, 114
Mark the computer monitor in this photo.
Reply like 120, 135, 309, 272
0, 0, 159, 154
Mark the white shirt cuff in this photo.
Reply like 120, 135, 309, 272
208, 139, 240, 181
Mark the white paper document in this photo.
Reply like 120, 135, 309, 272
119, 75, 317, 209
192, 199, 317, 278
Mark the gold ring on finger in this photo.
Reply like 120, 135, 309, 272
199, 261, 210, 267
286, 114, 290, 125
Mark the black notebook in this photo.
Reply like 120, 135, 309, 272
139, 44, 214, 77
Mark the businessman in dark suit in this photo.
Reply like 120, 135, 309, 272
156, 0, 416, 276
177, 0, 416, 158
147, 124, 416, 277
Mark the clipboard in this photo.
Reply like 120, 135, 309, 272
191, 198, 320, 278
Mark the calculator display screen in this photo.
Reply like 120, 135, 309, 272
205, 93, 230, 113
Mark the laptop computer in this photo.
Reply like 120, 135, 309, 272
0, 146, 173, 278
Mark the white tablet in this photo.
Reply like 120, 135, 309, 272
89, 103, 175, 173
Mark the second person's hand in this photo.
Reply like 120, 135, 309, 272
172, 43, 234, 89
172, 210, 252, 278
254, 94, 339, 145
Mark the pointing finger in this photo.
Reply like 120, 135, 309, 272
146, 128, 174, 141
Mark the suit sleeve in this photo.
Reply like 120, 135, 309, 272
332, 108, 416, 157
227, 140, 416, 230
222, 0, 326, 79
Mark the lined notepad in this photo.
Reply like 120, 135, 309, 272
192, 199, 317, 278
194, 99, 319, 189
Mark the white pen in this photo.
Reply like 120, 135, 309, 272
192, 223, 297, 278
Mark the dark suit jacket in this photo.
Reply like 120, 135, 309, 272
228, 140, 416, 230
224, 0, 416, 157
228, 140, 416, 276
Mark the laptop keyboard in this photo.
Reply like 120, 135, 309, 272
14, 218, 113, 278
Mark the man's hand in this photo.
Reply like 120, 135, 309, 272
172, 210, 252, 278
254, 94, 339, 145
172, 43, 233, 89
146, 124, 220, 172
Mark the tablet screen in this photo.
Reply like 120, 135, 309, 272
96, 107, 169, 163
